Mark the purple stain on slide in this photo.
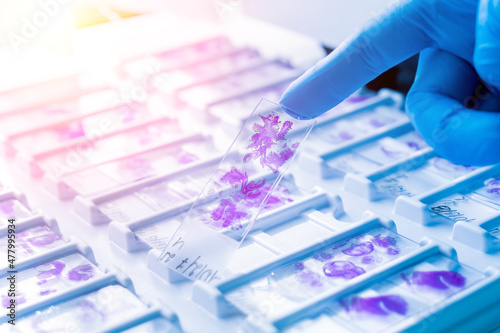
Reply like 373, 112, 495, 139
240, 179, 266, 199
231, 80, 242, 88
25, 233, 60, 247
334, 131, 355, 142
56, 123, 85, 140
176, 151, 199, 164
210, 198, 248, 228
0, 200, 15, 216
433, 158, 476, 173
17, 227, 61, 250
407, 141, 421, 150
332, 242, 348, 250
487, 188, 500, 195
243, 114, 298, 173
313, 252, 333, 262
401, 270, 466, 290
40, 289, 57, 296
76, 299, 101, 322
361, 256, 375, 265
138, 132, 155, 145
2, 293, 27, 307
369, 118, 386, 128
486, 179, 500, 186
323, 261, 366, 279
121, 106, 138, 122
342, 295, 408, 316
321, 252, 333, 260
380, 146, 404, 159
17, 243, 34, 255
260, 143, 296, 173
220, 167, 248, 187
122, 157, 153, 175
342, 242, 374, 256
372, 234, 400, 256
263, 189, 293, 208
208, 112, 301, 228
1, 296, 9, 308
68, 264, 95, 281
372, 234, 397, 248
220, 167, 266, 199
485, 179, 500, 196
210, 166, 292, 229
294, 262, 305, 270
37, 261, 66, 280
387, 248, 400, 255
296, 270, 323, 287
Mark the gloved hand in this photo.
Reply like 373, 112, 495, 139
280, 0, 500, 166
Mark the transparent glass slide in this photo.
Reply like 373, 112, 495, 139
159, 99, 315, 282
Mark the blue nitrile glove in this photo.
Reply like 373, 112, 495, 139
280, 0, 500, 166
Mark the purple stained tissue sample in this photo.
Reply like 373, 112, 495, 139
294, 262, 305, 270
329, 130, 355, 144
372, 234, 400, 256
14, 260, 97, 304
220, 167, 266, 199
296, 269, 324, 287
0, 200, 16, 217
432, 158, 476, 174
262, 186, 293, 210
407, 141, 421, 150
37, 261, 66, 280
74, 299, 100, 323
323, 261, 366, 279
341, 295, 408, 316
40, 289, 57, 296
380, 145, 405, 159
0, 200, 32, 220
332, 242, 348, 250
342, 242, 374, 256
121, 157, 153, 176
56, 123, 85, 141
290, 261, 324, 288
204, 113, 300, 230
210, 198, 249, 228
25, 233, 61, 247
207, 166, 292, 230
121, 106, 139, 123
313, 251, 333, 262
68, 264, 95, 281
372, 234, 397, 247
387, 248, 400, 255
485, 179, 500, 196
243, 114, 299, 173
2, 292, 26, 307
361, 256, 375, 265
401, 270, 466, 290
12, 226, 62, 255
176, 150, 199, 164
369, 118, 387, 128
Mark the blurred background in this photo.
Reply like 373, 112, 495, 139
0, 0, 417, 94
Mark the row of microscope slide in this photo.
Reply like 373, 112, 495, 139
1, 34, 500, 332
